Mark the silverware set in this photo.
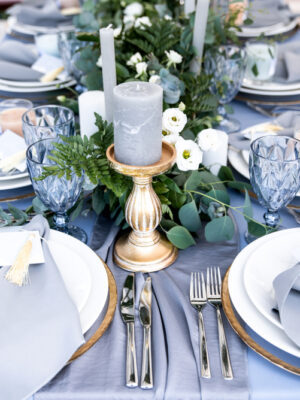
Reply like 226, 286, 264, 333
120, 273, 153, 389
190, 267, 233, 380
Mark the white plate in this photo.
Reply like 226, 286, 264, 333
8, 17, 74, 36
243, 229, 300, 330
240, 85, 300, 96
0, 175, 32, 190
0, 77, 73, 89
0, 171, 29, 181
0, 80, 76, 94
228, 228, 300, 357
242, 78, 300, 93
48, 229, 108, 334
237, 18, 297, 38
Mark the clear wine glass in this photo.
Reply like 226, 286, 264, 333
204, 45, 245, 133
26, 138, 87, 243
246, 135, 300, 243
22, 105, 75, 146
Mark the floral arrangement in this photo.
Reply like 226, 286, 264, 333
24, 0, 268, 249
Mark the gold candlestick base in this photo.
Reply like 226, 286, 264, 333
106, 142, 178, 273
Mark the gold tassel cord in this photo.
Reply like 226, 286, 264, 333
5, 234, 35, 287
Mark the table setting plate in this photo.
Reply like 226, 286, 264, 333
0, 175, 31, 190
243, 229, 300, 330
0, 79, 76, 94
0, 170, 28, 181
8, 16, 74, 36
228, 228, 300, 357
242, 78, 300, 93
236, 18, 298, 38
0, 77, 74, 89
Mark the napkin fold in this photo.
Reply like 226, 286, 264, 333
274, 42, 300, 83
247, 0, 292, 28
0, 60, 43, 81
273, 262, 300, 347
8, 0, 72, 27
0, 215, 84, 400
228, 111, 300, 151
0, 40, 38, 67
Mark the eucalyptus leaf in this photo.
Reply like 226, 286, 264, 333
7, 204, 28, 225
92, 187, 105, 215
70, 199, 84, 222
247, 220, 268, 238
179, 200, 201, 232
202, 189, 230, 206
205, 216, 235, 242
218, 166, 234, 182
228, 181, 252, 191
243, 190, 253, 221
32, 197, 48, 214
167, 225, 196, 249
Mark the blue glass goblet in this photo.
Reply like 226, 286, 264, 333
26, 138, 87, 243
246, 135, 300, 242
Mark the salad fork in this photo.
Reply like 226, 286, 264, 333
190, 272, 211, 379
207, 267, 233, 380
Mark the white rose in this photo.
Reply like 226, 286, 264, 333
165, 50, 183, 67
114, 27, 122, 37
162, 108, 187, 134
162, 130, 179, 145
149, 74, 161, 85
175, 137, 203, 171
197, 129, 222, 152
127, 52, 142, 66
123, 14, 135, 28
135, 61, 148, 77
124, 2, 143, 17
96, 55, 102, 68
134, 16, 152, 29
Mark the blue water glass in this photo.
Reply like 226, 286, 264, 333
204, 45, 245, 133
26, 138, 87, 243
247, 135, 300, 242
22, 105, 75, 146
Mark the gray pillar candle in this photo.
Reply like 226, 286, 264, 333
99, 26, 117, 123
113, 81, 163, 166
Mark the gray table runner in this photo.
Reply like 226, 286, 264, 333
35, 216, 248, 400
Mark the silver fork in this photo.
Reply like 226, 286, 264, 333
190, 272, 211, 379
207, 267, 233, 380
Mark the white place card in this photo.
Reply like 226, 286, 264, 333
0, 129, 27, 172
0, 231, 45, 267
31, 54, 68, 80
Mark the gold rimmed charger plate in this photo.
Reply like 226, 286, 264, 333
69, 262, 117, 363
222, 268, 300, 376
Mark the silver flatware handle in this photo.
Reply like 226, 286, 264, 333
198, 310, 211, 379
141, 326, 153, 389
216, 307, 233, 380
126, 322, 138, 387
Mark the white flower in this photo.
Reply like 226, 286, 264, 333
178, 102, 186, 112
164, 15, 172, 20
175, 137, 203, 171
134, 16, 152, 29
149, 74, 161, 85
127, 52, 142, 66
123, 14, 135, 28
124, 2, 143, 17
162, 130, 179, 145
197, 129, 222, 152
114, 27, 122, 37
135, 61, 148, 77
165, 50, 183, 67
162, 108, 187, 134
96, 56, 102, 68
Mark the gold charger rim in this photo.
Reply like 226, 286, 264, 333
222, 267, 300, 376
68, 261, 117, 363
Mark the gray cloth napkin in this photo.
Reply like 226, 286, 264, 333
247, 0, 292, 28
0, 40, 38, 67
0, 215, 84, 400
0, 60, 42, 81
228, 111, 300, 151
8, 0, 71, 28
273, 262, 300, 347
35, 215, 248, 400
274, 42, 300, 83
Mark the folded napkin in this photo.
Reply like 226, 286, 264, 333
0, 40, 38, 67
0, 130, 27, 172
8, 0, 72, 27
0, 60, 42, 81
0, 215, 84, 400
274, 42, 300, 83
273, 262, 300, 347
228, 111, 300, 151
247, 0, 292, 28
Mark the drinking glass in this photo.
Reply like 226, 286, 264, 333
204, 45, 245, 133
26, 138, 87, 243
22, 105, 75, 146
245, 41, 278, 82
246, 135, 300, 242
0, 99, 33, 137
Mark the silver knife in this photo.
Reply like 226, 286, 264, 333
120, 273, 138, 388
139, 277, 153, 389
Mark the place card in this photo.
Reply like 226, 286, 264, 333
31, 54, 68, 80
0, 129, 27, 172
0, 231, 44, 267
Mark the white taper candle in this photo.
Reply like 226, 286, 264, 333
79, 91, 106, 138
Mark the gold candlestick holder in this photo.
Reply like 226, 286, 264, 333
106, 142, 178, 272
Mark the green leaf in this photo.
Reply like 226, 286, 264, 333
7, 204, 28, 225
32, 197, 48, 214
247, 220, 269, 238
202, 189, 230, 206
185, 170, 201, 190
0, 207, 12, 226
160, 217, 178, 231
243, 190, 253, 221
167, 226, 196, 249
70, 199, 84, 221
205, 216, 235, 242
243, 18, 253, 26
227, 181, 252, 191
168, 191, 187, 209
198, 171, 226, 191
178, 200, 202, 232
251, 63, 259, 77
92, 187, 105, 215
218, 166, 234, 182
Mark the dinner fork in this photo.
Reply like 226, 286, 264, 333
207, 267, 233, 380
190, 272, 211, 379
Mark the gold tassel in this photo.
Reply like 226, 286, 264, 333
5, 234, 35, 287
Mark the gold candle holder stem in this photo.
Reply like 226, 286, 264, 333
106, 142, 178, 273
